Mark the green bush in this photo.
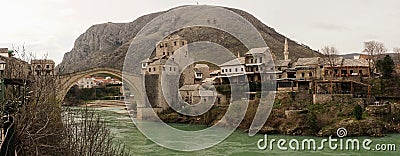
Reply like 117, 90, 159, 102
353, 105, 363, 120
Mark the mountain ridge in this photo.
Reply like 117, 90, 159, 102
56, 5, 321, 75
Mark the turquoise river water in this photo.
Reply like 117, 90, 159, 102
92, 107, 400, 156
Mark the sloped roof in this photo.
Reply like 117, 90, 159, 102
210, 70, 220, 75
274, 59, 291, 67
195, 90, 215, 97
245, 47, 269, 55
202, 77, 217, 83
321, 57, 344, 66
219, 57, 245, 67
179, 84, 200, 91
31, 59, 55, 64
295, 57, 320, 66
194, 64, 209, 69
342, 58, 369, 67
141, 58, 150, 63
0, 48, 8, 53
148, 58, 178, 66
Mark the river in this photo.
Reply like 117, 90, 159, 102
92, 106, 400, 156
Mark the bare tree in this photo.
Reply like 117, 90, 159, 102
321, 46, 339, 68
320, 46, 340, 93
363, 41, 387, 77
394, 47, 400, 63
5, 47, 131, 155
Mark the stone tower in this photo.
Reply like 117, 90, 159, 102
284, 38, 289, 60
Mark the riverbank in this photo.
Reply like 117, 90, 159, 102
158, 99, 400, 137
90, 106, 400, 155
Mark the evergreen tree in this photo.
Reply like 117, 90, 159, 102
376, 55, 395, 79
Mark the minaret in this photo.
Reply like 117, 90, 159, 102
284, 38, 289, 60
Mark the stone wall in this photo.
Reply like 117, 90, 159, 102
313, 94, 353, 104
366, 104, 391, 116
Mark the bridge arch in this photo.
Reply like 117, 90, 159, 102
57, 68, 135, 102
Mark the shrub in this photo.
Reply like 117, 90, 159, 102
353, 105, 363, 120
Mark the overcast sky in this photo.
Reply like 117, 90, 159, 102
1, 0, 399, 64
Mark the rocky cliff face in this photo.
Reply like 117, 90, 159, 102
56, 6, 320, 74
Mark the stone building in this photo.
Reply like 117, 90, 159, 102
179, 84, 216, 105
0, 48, 12, 58
76, 76, 96, 89
155, 35, 188, 57
0, 50, 29, 79
30, 59, 55, 76
294, 57, 323, 80
244, 47, 269, 83
142, 35, 188, 111
194, 64, 210, 84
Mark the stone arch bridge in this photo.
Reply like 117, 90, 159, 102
56, 67, 162, 119
56, 67, 136, 102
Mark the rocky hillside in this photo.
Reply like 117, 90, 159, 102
56, 6, 320, 74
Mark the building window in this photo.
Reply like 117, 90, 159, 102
259, 57, 262, 63
229, 69, 232, 72
255, 59, 257, 63
225, 69, 228, 72
163, 67, 165, 71
174, 41, 177, 46
309, 72, 312, 77
165, 43, 168, 47
37, 65, 41, 68
350, 70, 353, 74
235, 68, 238, 72
301, 72, 305, 77
163, 52, 165, 55
153, 67, 156, 71
46, 64, 50, 69
241, 68, 244, 71
170, 67, 172, 71
182, 42, 185, 45
250, 59, 253, 63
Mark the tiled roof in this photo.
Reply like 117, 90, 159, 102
0, 48, 8, 53
179, 84, 200, 91
210, 70, 220, 75
194, 64, 209, 69
219, 57, 245, 66
148, 58, 178, 66
321, 57, 344, 66
245, 47, 269, 55
342, 58, 369, 67
295, 57, 320, 66
274, 59, 291, 67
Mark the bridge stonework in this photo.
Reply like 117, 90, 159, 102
55, 67, 157, 119
56, 67, 125, 101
